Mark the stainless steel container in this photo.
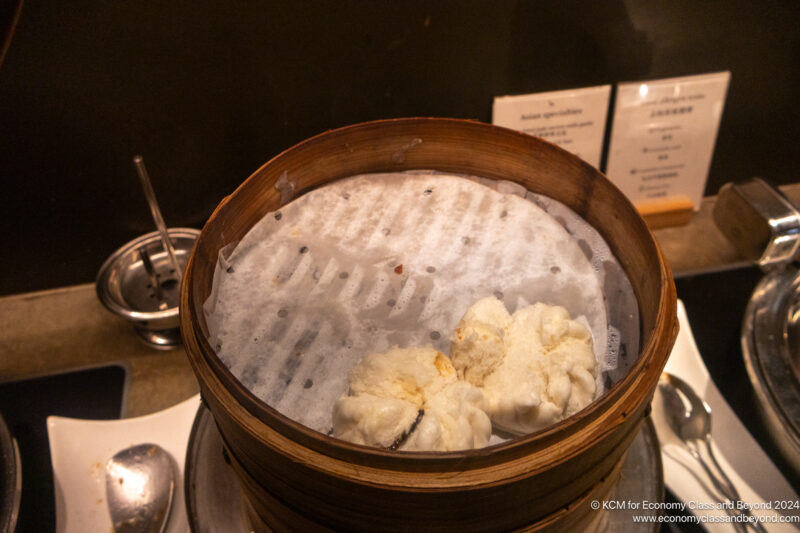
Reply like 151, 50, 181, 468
96, 227, 200, 349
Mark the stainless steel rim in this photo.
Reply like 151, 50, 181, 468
0, 412, 21, 533
96, 227, 200, 322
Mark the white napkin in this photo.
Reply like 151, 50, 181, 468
659, 300, 799, 531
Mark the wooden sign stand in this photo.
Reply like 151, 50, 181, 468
636, 197, 694, 229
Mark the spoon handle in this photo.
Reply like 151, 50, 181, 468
133, 156, 183, 285
689, 438, 766, 532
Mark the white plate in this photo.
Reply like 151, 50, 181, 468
47, 394, 200, 533
659, 301, 799, 531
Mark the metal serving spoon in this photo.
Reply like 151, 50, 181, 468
655, 373, 765, 532
105, 443, 175, 533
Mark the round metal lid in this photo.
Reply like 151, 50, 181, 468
742, 265, 800, 470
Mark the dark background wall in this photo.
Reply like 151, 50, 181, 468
1, 1, 798, 296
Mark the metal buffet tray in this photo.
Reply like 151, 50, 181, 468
715, 178, 800, 476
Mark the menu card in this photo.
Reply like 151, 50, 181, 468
492, 85, 611, 169
605, 71, 730, 211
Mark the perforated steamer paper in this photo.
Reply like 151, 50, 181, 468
204, 172, 638, 434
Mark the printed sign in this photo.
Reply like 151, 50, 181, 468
605, 71, 730, 210
493, 85, 611, 168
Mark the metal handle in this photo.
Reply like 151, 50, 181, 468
133, 156, 182, 285
713, 177, 800, 270
688, 437, 766, 532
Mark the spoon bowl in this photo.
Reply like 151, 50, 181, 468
658, 373, 713, 442
105, 443, 175, 533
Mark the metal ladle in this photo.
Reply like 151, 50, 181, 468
653, 373, 765, 532
105, 443, 175, 533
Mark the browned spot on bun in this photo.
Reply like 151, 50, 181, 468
434, 351, 455, 376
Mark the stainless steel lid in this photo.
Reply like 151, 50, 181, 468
96, 227, 200, 349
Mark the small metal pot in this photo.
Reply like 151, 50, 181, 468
96, 228, 200, 349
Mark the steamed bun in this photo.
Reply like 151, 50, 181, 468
332, 346, 492, 451
450, 296, 598, 434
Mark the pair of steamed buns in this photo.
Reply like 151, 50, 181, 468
332, 295, 598, 451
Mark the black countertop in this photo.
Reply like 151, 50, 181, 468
0, 365, 127, 532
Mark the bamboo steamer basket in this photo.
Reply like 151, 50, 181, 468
180, 117, 678, 532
